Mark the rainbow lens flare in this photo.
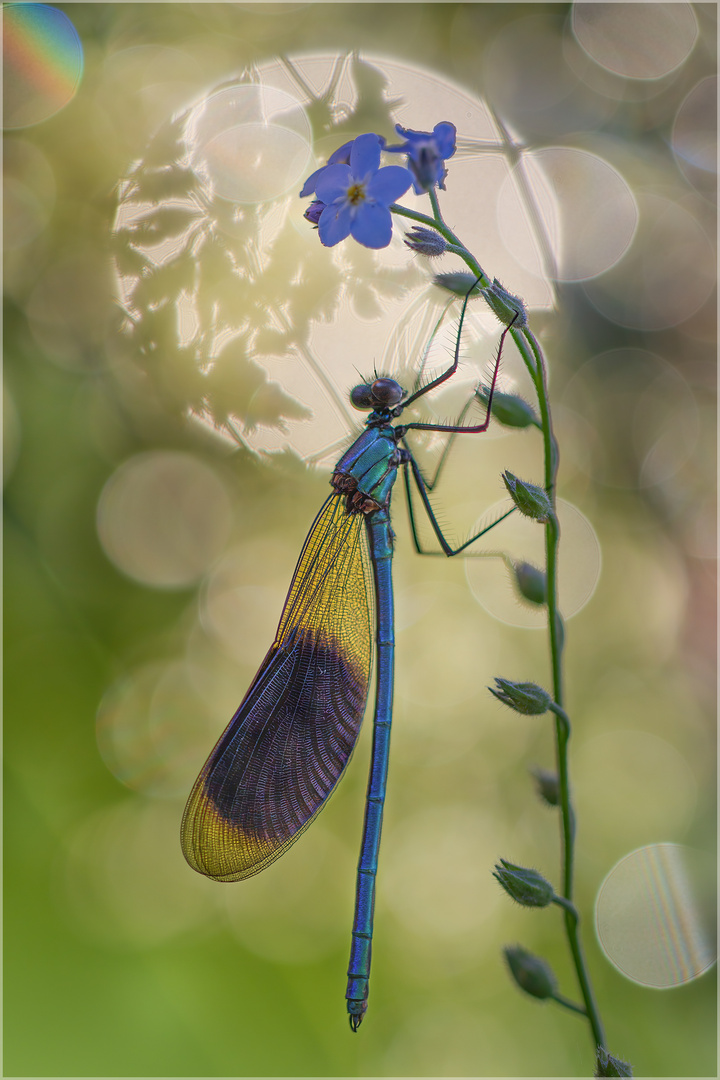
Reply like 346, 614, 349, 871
3, 3, 83, 130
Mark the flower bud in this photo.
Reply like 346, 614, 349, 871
475, 387, 539, 429
481, 278, 528, 327
432, 270, 484, 298
531, 767, 560, 807
303, 199, 325, 226
504, 945, 557, 999
513, 561, 546, 605
595, 1047, 633, 1077
489, 678, 551, 715
493, 859, 555, 907
502, 471, 553, 523
403, 226, 448, 257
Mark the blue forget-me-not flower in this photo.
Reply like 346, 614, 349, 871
299, 139, 356, 200
301, 133, 413, 249
387, 121, 457, 192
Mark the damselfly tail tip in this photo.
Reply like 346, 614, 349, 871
348, 1006, 367, 1032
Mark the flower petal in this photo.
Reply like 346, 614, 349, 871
433, 122, 457, 160
299, 165, 325, 198
327, 139, 355, 166
315, 163, 353, 203
393, 123, 424, 147
318, 201, 353, 247
349, 133, 382, 179
350, 202, 392, 249
366, 164, 413, 205
300, 140, 355, 198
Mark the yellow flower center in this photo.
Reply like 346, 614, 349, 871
347, 183, 366, 206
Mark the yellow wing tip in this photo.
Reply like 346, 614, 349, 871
181, 790, 280, 882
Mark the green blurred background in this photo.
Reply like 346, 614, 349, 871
4, 3, 716, 1077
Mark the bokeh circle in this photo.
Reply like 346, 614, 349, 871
96, 451, 232, 588
596, 843, 716, 988
465, 497, 601, 628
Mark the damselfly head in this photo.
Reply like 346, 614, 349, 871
350, 378, 404, 411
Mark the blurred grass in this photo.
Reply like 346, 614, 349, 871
4, 3, 716, 1077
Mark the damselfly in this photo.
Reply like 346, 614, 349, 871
182, 284, 518, 1029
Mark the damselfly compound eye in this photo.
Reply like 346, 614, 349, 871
369, 379, 403, 407
350, 384, 375, 409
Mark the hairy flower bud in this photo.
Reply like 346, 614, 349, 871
489, 678, 551, 715
475, 387, 539, 429
595, 1047, 633, 1077
504, 945, 557, 999
502, 471, 553, 523
482, 278, 528, 327
493, 859, 555, 907
403, 226, 448, 257
433, 270, 484, 297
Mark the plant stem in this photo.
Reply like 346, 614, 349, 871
390, 181, 609, 1063
389, 202, 491, 288
427, 186, 445, 226
530, 355, 607, 1053
551, 992, 588, 1018
491, 317, 608, 1051
549, 702, 573, 896
514, 333, 607, 1051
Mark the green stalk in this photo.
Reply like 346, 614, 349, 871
389, 202, 492, 289
388, 197, 608, 1053
551, 992, 588, 1018
519, 319, 606, 1051
514, 331, 607, 1051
